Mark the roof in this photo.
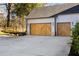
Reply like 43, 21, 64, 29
26, 3, 79, 19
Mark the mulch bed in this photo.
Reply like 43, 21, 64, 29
68, 46, 79, 56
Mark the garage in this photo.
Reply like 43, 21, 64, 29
57, 22, 71, 36
30, 23, 51, 36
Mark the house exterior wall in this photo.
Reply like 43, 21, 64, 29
27, 18, 55, 35
56, 13, 79, 36
57, 13, 79, 27
26, 13, 79, 36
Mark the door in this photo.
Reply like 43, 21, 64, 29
57, 22, 71, 36
30, 23, 51, 36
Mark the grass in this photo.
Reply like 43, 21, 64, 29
0, 31, 9, 35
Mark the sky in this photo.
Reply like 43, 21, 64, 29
0, 4, 7, 17
0, 3, 57, 17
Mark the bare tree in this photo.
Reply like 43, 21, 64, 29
6, 3, 11, 27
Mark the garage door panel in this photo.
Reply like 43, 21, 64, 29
30, 23, 51, 36
57, 22, 71, 36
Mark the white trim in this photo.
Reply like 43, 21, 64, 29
27, 23, 30, 35
28, 18, 54, 23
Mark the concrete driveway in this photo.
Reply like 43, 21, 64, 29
0, 36, 71, 56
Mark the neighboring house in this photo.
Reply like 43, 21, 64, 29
0, 12, 4, 19
26, 3, 79, 36
0, 11, 4, 20
0, 10, 4, 20
0, 11, 5, 31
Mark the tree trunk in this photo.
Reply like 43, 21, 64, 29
7, 3, 11, 27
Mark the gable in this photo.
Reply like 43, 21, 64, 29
60, 5, 79, 14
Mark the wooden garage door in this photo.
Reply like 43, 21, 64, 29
30, 23, 51, 36
57, 22, 71, 36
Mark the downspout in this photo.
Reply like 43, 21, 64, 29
54, 16, 57, 36
26, 18, 28, 35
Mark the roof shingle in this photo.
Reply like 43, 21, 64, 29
26, 3, 79, 19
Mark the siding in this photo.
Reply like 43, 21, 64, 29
57, 13, 79, 28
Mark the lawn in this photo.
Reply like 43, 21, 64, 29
0, 31, 9, 35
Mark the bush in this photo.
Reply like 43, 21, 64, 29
69, 22, 79, 55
